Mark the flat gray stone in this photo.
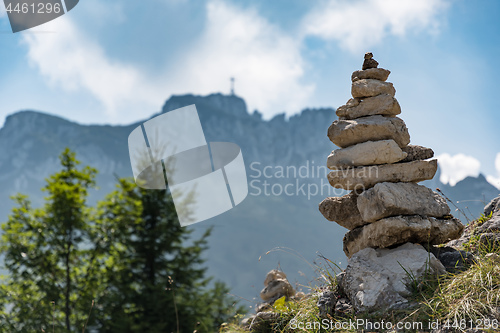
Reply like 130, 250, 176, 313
327, 140, 407, 169
400, 145, 434, 163
336, 94, 401, 120
328, 115, 410, 149
351, 79, 395, 98
327, 159, 438, 191
357, 182, 450, 222
319, 192, 367, 230
340, 243, 445, 313
343, 215, 464, 258
351, 68, 391, 82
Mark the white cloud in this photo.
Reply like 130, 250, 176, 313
22, 17, 162, 119
301, 0, 448, 53
486, 153, 500, 190
21, 0, 314, 121
167, 0, 314, 117
437, 153, 481, 186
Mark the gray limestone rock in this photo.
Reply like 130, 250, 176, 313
351, 79, 395, 98
327, 159, 438, 191
351, 68, 390, 82
400, 145, 435, 163
343, 215, 464, 258
328, 115, 410, 149
340, 243, 445, 312
357, 182, 450, 222
319, 192, 367, 230
336, 94, 401, 120
327, 140, 407, 169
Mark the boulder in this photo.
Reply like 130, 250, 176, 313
327, 140, 407, 169
351, 68, 391, 82
357, 182, 450, 222
438, 250, 475, 273
351, 79, 395, 98
340, 243, 446, 312
319, 192, 367, 230
343, 215, 464, 258
400, 145, 434, 163
328, 115, 410, 149
336, 94, 401, 120
328, 159, 438, 191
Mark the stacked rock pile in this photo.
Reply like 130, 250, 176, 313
242, 270, 300, 329
319, 53, 464, 258
259, 269, 296, 304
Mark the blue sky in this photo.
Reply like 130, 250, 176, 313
0, 0, 499, 188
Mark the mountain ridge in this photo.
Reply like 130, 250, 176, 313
0, 93, 497, 300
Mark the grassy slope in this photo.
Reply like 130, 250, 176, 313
221, 213, 500, 333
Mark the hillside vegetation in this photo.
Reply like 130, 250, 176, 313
222, 209, 500, 333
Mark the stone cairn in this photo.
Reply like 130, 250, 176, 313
242, 270, 301, 329
319, 52, 465, 259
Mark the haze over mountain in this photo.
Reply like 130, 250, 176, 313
0, 93, 497, 300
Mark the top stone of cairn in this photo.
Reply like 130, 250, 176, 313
353, 52, 390, 82
362, 52, 378, 70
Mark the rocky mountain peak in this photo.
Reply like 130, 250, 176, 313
161, 93, 249, 119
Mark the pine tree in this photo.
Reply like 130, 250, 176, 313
0, 149, 244, 332
0, 148, 99, 332
93, 178, 244, 332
